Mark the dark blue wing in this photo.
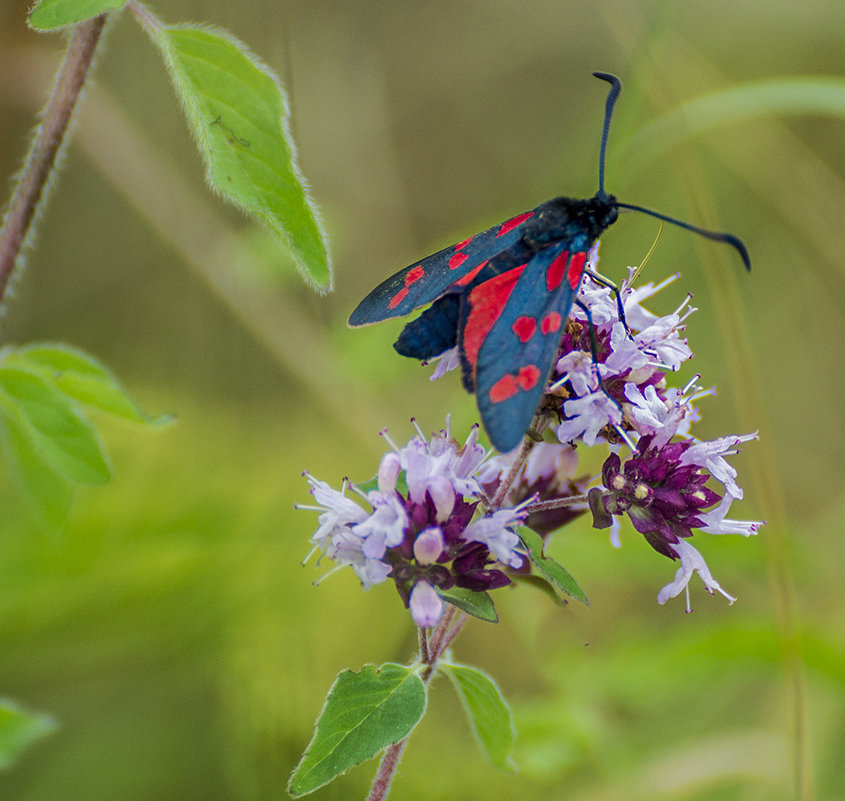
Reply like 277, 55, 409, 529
348, 209, 536, 326
471, 244, 589, 452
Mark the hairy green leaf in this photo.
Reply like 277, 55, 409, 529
28, 0, 125, 30
289, 663, 426, 796
0, 367, 111, 485
520, 528, 589, 606
442, 662, 516, 770
147, 22, 331, 291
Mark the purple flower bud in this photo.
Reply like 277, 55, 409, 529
414, 527, 444, 565
409, 581, 443, 628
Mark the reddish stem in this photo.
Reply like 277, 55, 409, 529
0, 14, 108, 305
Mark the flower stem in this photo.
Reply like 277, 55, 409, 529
0, 14, 108, 307
488, 409, 551, 511
366, 606, 468, 801
525, 493, 590, 515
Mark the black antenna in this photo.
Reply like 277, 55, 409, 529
592, 72, 622, 195
592, 72, 751, 271
615, 203, 751, 271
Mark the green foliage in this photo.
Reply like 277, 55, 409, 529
0, 344, 163, 527
0, 700, 55, 770
147, 23, 332, 292
27, 0, 125, 30
520, 528, 589, 606
435, 586, 499, 622
288, 663, 426, 796
441, 662, 516, 771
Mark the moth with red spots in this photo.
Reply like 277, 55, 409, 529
349, 73, 750, 453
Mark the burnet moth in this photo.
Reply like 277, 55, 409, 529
348, 72, 750, 453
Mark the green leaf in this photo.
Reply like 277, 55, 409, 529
288, 663, 426, 796
0, 700, 56, 770
147, 22, 331, 291
28, 0, 125, 30
435, 586, 499, 623
5, 344, 164, 424
0, 367, 111, 485
510, 572, 566, 606
441, 662, 516, 771
520, 528, 589, 606
0, 391, 73, 527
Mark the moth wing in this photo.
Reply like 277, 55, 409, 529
348, 210, 536, 326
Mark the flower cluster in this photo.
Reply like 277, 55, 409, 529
489, 264, 762, 609
300, 261, 763, 618
299, 421, 528, 627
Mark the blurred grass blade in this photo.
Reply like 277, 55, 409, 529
288, 663, 426, 796
0, 391, 73, 527
6, 343, 166, 424
624, 76, 845, 173
0, 366, 111, 485
442, 662, 516, 771
0, 700, 56, 770
145, 20, 332, 291
28, 0, 124, 30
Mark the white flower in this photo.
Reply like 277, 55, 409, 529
657, 538, 736, 611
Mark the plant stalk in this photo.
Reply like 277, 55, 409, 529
0, 14, 108, 306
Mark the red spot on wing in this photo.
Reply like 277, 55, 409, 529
546, 250, 570, 291
449, 252, 469, 270
405, 265, 425, 285
488, 365, 542, 404
388, 287, 409, 309
453, 259, 489, 287
489, 374, 519, 403
496, 211, 533, 238
540, 311, 562, 335
455, 237, 472, 250
567, 251, 587, 289
512, 316, 537, 343
463, 265, 526, 367
517, 364, 541, 391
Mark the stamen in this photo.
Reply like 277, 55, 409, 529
379, 428, 401, 453
411, 417, 427, 441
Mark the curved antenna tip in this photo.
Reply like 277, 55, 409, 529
615, 202, 752, 271
592, 71, 621, 87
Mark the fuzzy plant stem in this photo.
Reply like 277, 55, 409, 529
367, 409, 551, 800
366, 608, 468, 801
0, 14, 108, 306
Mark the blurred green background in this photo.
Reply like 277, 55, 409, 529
1, 0, 843, 799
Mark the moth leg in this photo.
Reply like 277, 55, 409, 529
583, 268, 630, 337
573, 299, 636, 451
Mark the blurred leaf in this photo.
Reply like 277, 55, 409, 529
4, 343, 166, 424
27, 0, 124, 30
436, 586, 498, 623
0, 366, 110, 485
146, 22, 331, 291
520, 528, 589, 606
288, 663, 426, 796
0, 700, 55, 770
0, 390, 73, 527
441, 662, 516, 771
